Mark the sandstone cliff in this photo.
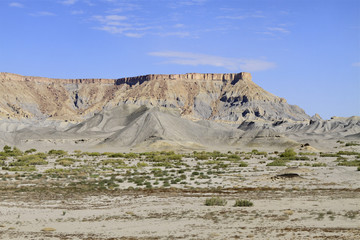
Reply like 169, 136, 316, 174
0, 72, 309, 122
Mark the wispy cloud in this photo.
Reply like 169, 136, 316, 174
267, 27, 290, 34
9, 2, 24, 8
61, 0, 77, 5
106, 3, 141, 13
71, 10, 84, 15
149, 51, 276, 71
93, 14, 157, 37
258, 26, 290, 36
30, 11, 56, 17
158, 31, 191, 38
169, 0, 207, 8
352, 62, 360, 67
124, 32, 144, 38
218, 14, 265, 20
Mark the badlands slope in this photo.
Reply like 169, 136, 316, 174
0, 72, 359, 152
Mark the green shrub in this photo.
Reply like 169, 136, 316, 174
48, 149, 67, 155
205, 197, 227, 206
56, 158, 77, 166
299, 152, 317, 156
25, 148, 37, 154
239, 161, 248, 167
124, 153, 139, 159
137, 162, 148, 168
107, 153, 124, 158
194, 153, 210, 160
337, 160, 360, 167
226, 154, 241, 161
233, 199, 253, 207
3, 145, 11, 153
320, 153, 338, 157
280, 148, 296, 158
102, 159, 126, 166
11, 155, 48, 166
8, 166, 36, 172
337, 151, 360, 156
345, 142, 360, 146
251, 149, 267, 156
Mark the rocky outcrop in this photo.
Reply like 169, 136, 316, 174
0, 72, 309, 122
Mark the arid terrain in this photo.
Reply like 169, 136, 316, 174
0, 72, 359, 239
0, 145, 359, 239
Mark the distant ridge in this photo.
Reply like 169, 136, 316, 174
0, 72, 309, 122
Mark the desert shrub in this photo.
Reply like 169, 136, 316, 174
48, 149, 67, 155
210, 151, 227, 159
233, 199, 253, 207
167, 154, 183, 160
226, 154, 241, 161
280, 148, 296, 158
124, 153, 139, 159
320, 153, 338, 157
337, 151, 360, 156
0, 146, 23, 157
299, 152, 317, 156
3, 145, 11, 153
56, 158, 77, 166
251, 149, 267, 156
205, 197, 227, 206
102, 159, 126, 166
86, 152, 101, 157
357, 166, 360, 171
239, 161, 248, 167
194, 152, 210, 160
8, 166, 36, 172
137, 162, 148, 168
11, 155, 48, 166
24, 148, 37, 154
107, 153, 124, 158
345, 142, 360, 146
337, 160, 360, 167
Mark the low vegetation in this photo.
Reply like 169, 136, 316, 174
233, 199, 254, 207
205, 197, 227, 206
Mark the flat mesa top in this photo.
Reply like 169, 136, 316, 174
0, 72, 252, 84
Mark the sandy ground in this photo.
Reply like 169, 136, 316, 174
0, 146, 359, 239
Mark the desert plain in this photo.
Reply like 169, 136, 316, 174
0, 72, 359, 239
0, 144, 359, 240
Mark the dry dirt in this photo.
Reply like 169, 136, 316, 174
0, 146, 359, 239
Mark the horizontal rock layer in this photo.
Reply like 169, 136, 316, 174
0, 72, 309, 122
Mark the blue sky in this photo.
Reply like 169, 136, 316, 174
0, 0, 359, 119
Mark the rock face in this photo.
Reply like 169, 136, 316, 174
0, 72, 309, 122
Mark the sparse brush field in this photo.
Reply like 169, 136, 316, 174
0, 145, 359, 239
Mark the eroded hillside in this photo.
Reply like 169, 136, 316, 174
0, 72, 309, 122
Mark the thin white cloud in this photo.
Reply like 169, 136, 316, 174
148, 51, 276, 71
218, 15, 247, 20
71, 10, 84, 15
267, 27, 290, 34
158, 31, 191, 38
107, 3, 141, 13
30, 11, 56, 17
61, 0, 77, 5
174, 23, 185, 28
93, 15, 127, 24
352, 62, 360, 67
93, 14, 156, 37
124, 32, 144, 38
9, 2, 24, 8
